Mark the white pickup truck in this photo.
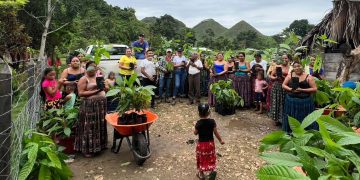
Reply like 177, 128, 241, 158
85, 44, 128, 76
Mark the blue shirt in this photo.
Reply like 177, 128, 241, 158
132, 40, 149, 59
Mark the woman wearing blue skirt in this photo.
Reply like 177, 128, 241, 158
282, 62, 318, 134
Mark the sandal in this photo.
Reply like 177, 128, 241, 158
208, 171, 217, 180
196, 172, 205, 180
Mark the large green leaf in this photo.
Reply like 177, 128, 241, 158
317, 116, 353, 133
256, 165, 310, 180
106, 89, 120, 97
38, 165, 51, 180
288, 116, 305, 137
260, 131, 288, 145
301, 108, 324, 129
41, 147, 62, 169
301, 146, 326, 157
261, 152, 302, 166
295, 145, 320, 179
293, 134, 313, 146
336, 132, 360, 145
19, 159, 36, 180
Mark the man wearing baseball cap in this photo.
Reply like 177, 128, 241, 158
132, 33, 149, 77
156, 48, 174, 103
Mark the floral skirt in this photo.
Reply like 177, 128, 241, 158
266, 81, 273, 111
233, 75, 252, 107
282, 95, 317, 133
269, 82, 286, 123
75, 97, 108, 154
208, 75, 227, 106
44, 99, 63, 110
196, 141, 216, 172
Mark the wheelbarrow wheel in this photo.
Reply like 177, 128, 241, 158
132, 133, 148, 165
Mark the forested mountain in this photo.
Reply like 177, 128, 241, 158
192, 19, 228, 41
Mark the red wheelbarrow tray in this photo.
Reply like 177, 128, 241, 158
105, 110, 158, 136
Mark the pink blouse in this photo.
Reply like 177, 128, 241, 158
42, 79, 62, 101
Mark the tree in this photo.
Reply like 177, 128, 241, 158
284, 19, 314, 37
233, 30, 258, 49
0, 0, 31, 66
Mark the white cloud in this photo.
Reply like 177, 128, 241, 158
105, 0, 333, 35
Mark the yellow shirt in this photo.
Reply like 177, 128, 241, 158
119, 55, 137, 75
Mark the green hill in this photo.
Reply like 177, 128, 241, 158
221, 20, 263, 40
141, 17, 157, 25
192, 19, 228, 41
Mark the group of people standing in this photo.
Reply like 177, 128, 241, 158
40, 34, 323, 179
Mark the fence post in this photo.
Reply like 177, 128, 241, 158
0, 59, 12, 179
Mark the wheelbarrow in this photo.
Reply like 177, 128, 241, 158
105, 110, 158, 165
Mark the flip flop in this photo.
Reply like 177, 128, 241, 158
209, 171, 217, 180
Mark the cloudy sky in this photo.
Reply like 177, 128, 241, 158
105, 0, 333, 35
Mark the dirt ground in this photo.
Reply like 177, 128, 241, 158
69, 98, 278, 180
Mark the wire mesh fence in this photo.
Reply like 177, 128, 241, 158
0, 58, 46, 180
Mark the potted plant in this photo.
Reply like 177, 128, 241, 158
19, 130, 72, 180
37, 107, 79, 154
332, 84, 360, 126
106, 73, 156, 124
210, 80, 244, 116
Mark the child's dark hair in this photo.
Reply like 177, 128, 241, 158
108, 71, 115, 79
198, 103, 210, 117
86, 61, 95, 69
65, 84, 75, 91
40, 67, 55, 102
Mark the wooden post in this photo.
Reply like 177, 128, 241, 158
0, 59, 12, 179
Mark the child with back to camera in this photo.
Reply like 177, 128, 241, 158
254, 71, 268, 114
194, 103, 224, 180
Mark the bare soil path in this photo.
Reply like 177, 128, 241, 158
69, 98, 278, 180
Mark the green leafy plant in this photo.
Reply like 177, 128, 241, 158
313, 79, 341, 107
257, 109, 360, 180
37, 108, 79, 138
106, 73, 156, 115
92, 41, 110, 65
19, 131, 72, 180
333, 84, 360, 127
210, 80, 244, 107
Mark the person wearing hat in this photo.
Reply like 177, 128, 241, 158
156, 48, 174, 103
132, 34, 149, 76
171, 48, 188, 105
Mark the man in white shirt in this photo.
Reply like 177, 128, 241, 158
250, 53, 268, 76
186, 52, 203, 104
140, 49, 157, 108
171, 48, 187, 105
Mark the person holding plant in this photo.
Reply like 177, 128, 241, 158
187, 52, 203, 105
269, 54, 290, 125
308, 56, 325, 80
156, 49, 173, 103
140, 49, 157, 108
208, 53, 228, 106
63, 84, 76, 111
76, 61, 107, 157
172, 48, 188, 105
254, 71, 268, 114
132, 34, 149, 76
60, 56, 85, 90
119, 47, 137, 80
194, 103, 224, 180
226, 56, 235, 80
282, 61, 318, 133
233, 52, 252, 107
40, 68, 63, 110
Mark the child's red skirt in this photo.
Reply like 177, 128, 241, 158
196, 141, 216, 172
